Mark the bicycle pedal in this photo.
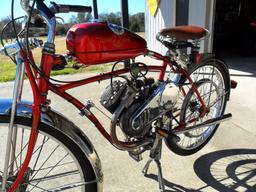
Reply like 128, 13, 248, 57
129, 152, 143, 162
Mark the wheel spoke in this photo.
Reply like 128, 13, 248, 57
11, 137, 50, 174
33, 161, 75, 172
46, 180, 97, 192
0, 121, 92, 192
30, 144, 61, 181
20, 128, 25, 169
29, 170, 80, 183
9, 140, 20, 174
32, 136, 47, 172
30, 153, 69, 191
27, 183, 48, 191
174, 64, 227, 151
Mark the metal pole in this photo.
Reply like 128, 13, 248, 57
93, 0, 99, 19
121, 0, 129, 28
121, 0, 130, 68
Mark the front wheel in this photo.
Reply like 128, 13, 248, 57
0, 115, 97, 191
165, 57, 230, 155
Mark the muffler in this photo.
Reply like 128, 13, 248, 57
173, 113, 232, 134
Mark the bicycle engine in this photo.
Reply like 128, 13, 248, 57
100, 62, 178, 139
100, 77, 156, 138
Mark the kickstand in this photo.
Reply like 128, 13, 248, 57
142, 134, 165, 192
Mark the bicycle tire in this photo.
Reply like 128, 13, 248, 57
165, 57, 230, 156
0, 115, 97, 191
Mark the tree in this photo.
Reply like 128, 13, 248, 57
129, 12, 145, 32
56, 25, 67, 35
77, 12, 86, 23
69, 15, 77, 25
75, 13, 93, 24
130, 21, 140, 32
0, 16, 22, 41
98, 12, 145, 32
99, 12, 121, 25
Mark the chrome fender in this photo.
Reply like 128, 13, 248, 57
0, 99, 103, 192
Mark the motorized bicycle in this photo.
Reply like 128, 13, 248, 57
0, 0, 237, 191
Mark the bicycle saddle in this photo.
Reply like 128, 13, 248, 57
159, 25, 208, 41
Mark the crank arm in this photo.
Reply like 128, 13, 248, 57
173, 113, 232, 135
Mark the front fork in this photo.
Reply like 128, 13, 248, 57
2, 55, 25, 191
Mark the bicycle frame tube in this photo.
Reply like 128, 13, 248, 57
2, 55, 25, 191
48, 62, 168, 144
6, 51, 172, 192
29, 47, 207, 146
8, 15, 57, 191
7, 51, 41, 192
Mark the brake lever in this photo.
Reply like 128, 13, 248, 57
56, 16, 64, 23
49, 1, 60, 13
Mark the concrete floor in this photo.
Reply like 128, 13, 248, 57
0, 57, 255, 192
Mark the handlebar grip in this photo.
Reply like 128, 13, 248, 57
68, 5, 92, 13
50, 3, 92, 14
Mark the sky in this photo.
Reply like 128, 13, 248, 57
0, 0, 145, 22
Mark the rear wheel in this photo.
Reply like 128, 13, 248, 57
165, 58, 230, 155
0, 115, 97, 191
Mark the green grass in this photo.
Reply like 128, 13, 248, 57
0, 60, 17, 82
0, 58, 115, 82
0, 36, 114, 82
0, 33, 145, 82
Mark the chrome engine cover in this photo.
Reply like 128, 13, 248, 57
130, 82, 173, 130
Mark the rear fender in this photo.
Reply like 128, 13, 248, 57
0, 99, 103, 192
199, 53, 232, 100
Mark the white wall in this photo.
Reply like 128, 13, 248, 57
145, 0, 215, 53
145, 0, 176, 54
188, 0, 215, 52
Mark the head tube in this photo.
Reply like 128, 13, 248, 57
36, 0, 56, 44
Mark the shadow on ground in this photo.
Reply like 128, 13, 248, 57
144, 149, 256, 192
144, 173, 200, 192
194, 149, 256, 192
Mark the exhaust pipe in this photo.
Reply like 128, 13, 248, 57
173, 113, 232, 135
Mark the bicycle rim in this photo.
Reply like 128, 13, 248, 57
0, 119, 92, 192
177, 65, 226, 150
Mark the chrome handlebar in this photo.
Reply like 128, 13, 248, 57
20, 0, 92, 16
19, 0, 91, 45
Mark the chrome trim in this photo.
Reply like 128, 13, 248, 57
0, 42, 20, 56
0, 99, 103, 192
0, 38, 43, 57
37, 11, 56, 44
2, 59, 25, 191
46, 17, 56, 44
110, 89, 154, 151
131, 82, 175, 130
9, 56, 25, 174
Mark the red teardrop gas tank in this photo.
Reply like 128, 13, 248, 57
66, 21, 147, 65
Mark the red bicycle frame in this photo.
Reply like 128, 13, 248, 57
37, 50, 207, 140
8, 44, 207, 191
